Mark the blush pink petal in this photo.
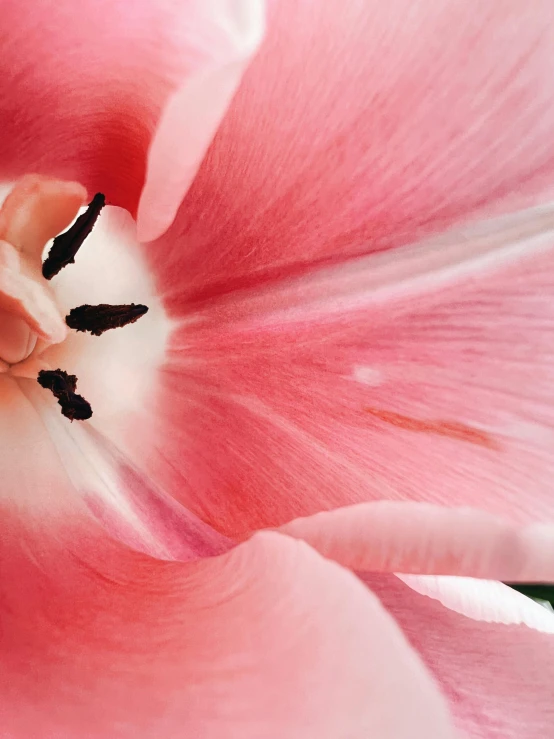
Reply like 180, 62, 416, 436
0, 0, 263, 214
397, 576, 554, 632
278, 497, 554, 626
146, 0, 554, 305
137, 1, 265, 241
278, 502, 554, 582
0, 494, 457, 738
363, 574, 554, 739
133, 210, 554, 535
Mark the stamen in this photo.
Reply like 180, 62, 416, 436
37, 368, 93, 421
66, 303, 149, 336
42, 193, 105, 280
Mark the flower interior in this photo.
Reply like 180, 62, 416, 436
0, 175, 170, 424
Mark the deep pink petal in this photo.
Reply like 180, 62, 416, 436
0, 0, 263, 214
134, 210, 554, 535
362, 573, 554, 739
0, 498, 457, 738
148, 0, 554, 305
278, 502, 554, 582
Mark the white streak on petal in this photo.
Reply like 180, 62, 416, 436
352, 364, 384, 386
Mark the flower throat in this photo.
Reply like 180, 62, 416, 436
36, 192, 148, 421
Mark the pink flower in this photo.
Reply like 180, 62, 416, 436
1, 0, 554, 736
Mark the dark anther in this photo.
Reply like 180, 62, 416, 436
66, 303, 149, 336
37, 368, 77, 396
37, 368, 93, 421
42, 193, 106, 280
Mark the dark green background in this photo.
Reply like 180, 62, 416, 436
508, 583, 554, 607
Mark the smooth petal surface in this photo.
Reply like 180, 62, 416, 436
397, 575, 554, 632
0, 498, 457, 738
0, 0, 263, 215
363, 574, 554, 739
132, 208, 554, 536
137, 1, 265, 241
278, 502, 554, 582
148, 0, 554, 307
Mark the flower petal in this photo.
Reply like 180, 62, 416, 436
362, 573, 554, 739
0, 0, 263, 214
0, 373, 226, 569
4, 373, 455, 739
278, 502, 554, 582
0, 501, 457, 737
137, 1, 265, 241
397, 576, 554, 632
148, 0, 554, 304
137, 207, 554, 535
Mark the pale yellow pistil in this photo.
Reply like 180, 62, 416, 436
0, 175, 87, 369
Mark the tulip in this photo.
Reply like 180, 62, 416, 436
0, 1, 553, 737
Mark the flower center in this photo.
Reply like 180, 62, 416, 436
0, 175, 151, 421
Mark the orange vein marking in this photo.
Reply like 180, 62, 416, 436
365, 407, 499, 450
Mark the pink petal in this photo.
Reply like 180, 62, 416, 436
278, 502, 554, 582
3, 369, 455, 738
147, 0, 554, 303
0, 497, 457, 737
137, 1, 265, 241
397, 576, 554, 632
135, 209, 554, 535
0, 0, 263, 214
363, 573, 554, 739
